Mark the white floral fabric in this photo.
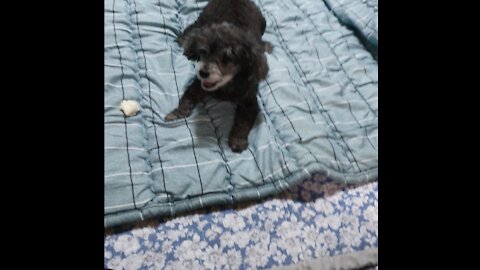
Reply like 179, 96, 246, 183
105, 174, 378, 269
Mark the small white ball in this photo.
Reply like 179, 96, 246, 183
120, 100, 141, 117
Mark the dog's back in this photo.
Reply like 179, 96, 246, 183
194, 0, 267, 38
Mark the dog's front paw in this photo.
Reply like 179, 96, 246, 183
165, 109, 183, 122
228, 136, 249, 153
166, 106, 194, 122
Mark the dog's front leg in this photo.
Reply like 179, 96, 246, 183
228, 99, 259, 153
165, 79, 204, 122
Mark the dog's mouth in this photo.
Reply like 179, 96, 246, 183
201, 80, 218, 91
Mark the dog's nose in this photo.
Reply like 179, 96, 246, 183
199, 70, 209, 78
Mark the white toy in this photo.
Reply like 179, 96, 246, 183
120, 100, 140, 117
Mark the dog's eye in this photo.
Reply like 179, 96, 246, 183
222, 53, 231, 64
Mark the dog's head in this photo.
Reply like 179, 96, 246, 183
179, 22, 269, 91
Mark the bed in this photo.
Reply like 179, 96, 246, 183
104, 0, 378, 268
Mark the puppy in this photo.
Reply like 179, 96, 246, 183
165, 0, 272, 153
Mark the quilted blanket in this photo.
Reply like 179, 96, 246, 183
104, 0, 378, 228
323, 0, 378, 59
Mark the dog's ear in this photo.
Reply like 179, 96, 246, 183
246, 41, 269, 82
178, 28, 201, 61
232, 39, 268, 82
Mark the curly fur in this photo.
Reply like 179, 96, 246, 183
165, 0, 272, 153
